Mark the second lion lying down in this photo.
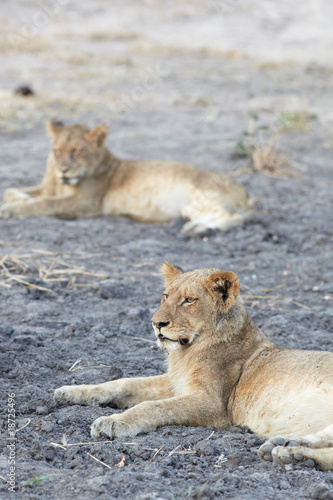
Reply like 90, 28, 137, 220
0, 121, 254, 233
55, 263, 333, 471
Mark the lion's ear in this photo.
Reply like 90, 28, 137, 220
47, 120, 64, 138
206, 271, 239, 311
161, 262, 184, 286
87, 124, 108, 147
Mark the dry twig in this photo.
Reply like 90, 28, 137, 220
87, 453, 112, 469
50, 440, 112, 449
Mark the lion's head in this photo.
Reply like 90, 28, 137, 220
152, 262, 240, 351
47, 121, 109, 185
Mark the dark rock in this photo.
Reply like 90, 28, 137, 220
14, 85, 34, 96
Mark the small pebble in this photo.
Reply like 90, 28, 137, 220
14, 85, 34, 96
40, 422, 54, 433
70, 459, 81, 469
36, 405, 49, 415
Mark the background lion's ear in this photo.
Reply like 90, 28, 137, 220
206, 271, 239, 311
47, 120, 64, 138
87, 124, 108, 147
160, 262, 184, 286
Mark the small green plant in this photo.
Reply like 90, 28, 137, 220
233, 113, 270, 159
234, 134, 249, 158
278, 110, 317, 132
26, 474, 50, 486
232, 112, 303, 177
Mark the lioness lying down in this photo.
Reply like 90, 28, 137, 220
0, 121, 254, 232
55, 263, 333, 470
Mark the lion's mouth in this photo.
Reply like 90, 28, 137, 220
158, 334, 189, 346
62, 176, 79, 185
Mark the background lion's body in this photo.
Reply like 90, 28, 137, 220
102, 160, 251, 225
0, 123, 253, 232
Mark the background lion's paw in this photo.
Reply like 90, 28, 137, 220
0, 205, 13, 219
4, 188, 31, 203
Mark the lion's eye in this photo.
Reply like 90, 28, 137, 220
182, 297, 196, 305
70, 148, 77, 159
161, 294, 168, 303
53, 149, 61, 157
75, 148, 86, 157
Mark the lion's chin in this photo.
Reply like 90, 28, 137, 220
157, 339, 182, 352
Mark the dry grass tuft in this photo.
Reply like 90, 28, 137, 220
232, 113, 308, 178
250, 140, 298, 177
88, 31, 140, 42
0, 248, 109, 293
243, 288, 311, 312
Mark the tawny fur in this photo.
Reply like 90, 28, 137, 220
0, 122, 254, 233
54, 263, 333, 470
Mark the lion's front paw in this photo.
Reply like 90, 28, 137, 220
54, 384, 113, 406
55, 385, 95, 406
0, 204, 13, 219
91, 416, 118, 439
91, 414, 137, 440
54, 385, 79, 406
4, 188, 31, 204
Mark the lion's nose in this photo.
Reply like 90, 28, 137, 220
152, 321, 170, 330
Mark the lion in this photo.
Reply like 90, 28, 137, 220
54, 262, 333, 470
0, 121, 254, 233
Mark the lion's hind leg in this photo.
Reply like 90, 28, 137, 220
258, 424, 333, 470
181, 190, 245, 234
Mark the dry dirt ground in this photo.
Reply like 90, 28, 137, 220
0, 1, 333, 499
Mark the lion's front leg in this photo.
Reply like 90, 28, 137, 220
54, 374, 173, 409
0, 195, 82, 219
91, 392, 225, 439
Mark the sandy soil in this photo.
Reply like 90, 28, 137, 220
0, 1, 333, 499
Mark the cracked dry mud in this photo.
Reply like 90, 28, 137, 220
1, 1, 333, 499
